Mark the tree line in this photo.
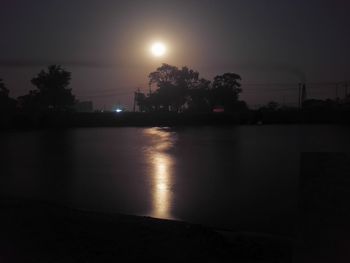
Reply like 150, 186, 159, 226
135, 63, 247, 113
0, 65, 75, 114
1, 63, 248, 115
1, 63, 349, 117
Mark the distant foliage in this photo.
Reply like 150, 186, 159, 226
136, 64, 244, 113
211, 73, 242, 112
0, 78, 16, 113
187, 78, 211, 112
0, 78, 9, 97
147, 64, 200, 112
265, 101, 280, 111
19, 65, 75, 112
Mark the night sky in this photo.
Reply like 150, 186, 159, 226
1, 0, 349, 109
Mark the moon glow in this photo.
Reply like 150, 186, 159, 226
151, 42, 166, 57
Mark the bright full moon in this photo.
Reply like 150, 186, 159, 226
151, 42, 166, 57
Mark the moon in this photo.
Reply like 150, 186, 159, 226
151, 42, 166, 57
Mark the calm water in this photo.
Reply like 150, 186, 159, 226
1, 125, 349, 235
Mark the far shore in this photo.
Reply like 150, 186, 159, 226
1, 109, 349, 130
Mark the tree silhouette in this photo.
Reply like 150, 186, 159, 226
18, 90, 41, 112
148, 64, 200, 112
137, 64, 243, 113
28, 65, 75, 111
135, 91, 152, 112
266, 101, 279, 111
211, 73, 242, 112
0, 78, 9, 97
0, 78, 16, 113
187, 78, 211, 112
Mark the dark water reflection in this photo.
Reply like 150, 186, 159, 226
1, 125, 349, 235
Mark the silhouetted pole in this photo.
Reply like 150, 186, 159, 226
298, 83, 302, 110
133, 91, 136, 112
345, 82, 348, 98
336, 83, 339, 100
301, 83, 307, 106
133, 87, 140, 112
298, 83, 306, 109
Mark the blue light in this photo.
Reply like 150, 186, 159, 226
115, 108, 122, 113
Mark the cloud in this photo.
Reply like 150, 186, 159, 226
0, 59, 128, 69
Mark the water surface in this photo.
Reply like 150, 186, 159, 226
1, 125, 349, 235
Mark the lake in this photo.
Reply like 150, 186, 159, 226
1, 125, 349, 236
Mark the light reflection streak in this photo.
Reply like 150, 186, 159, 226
144, 128, 175, 219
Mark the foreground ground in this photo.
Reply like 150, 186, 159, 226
0, 199, 293, 263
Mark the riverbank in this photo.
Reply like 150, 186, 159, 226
1, 109, 350, 130
0, 199, 293, 262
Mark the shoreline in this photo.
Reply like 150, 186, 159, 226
1, 199, 293, 262
1, 110, 350, 130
